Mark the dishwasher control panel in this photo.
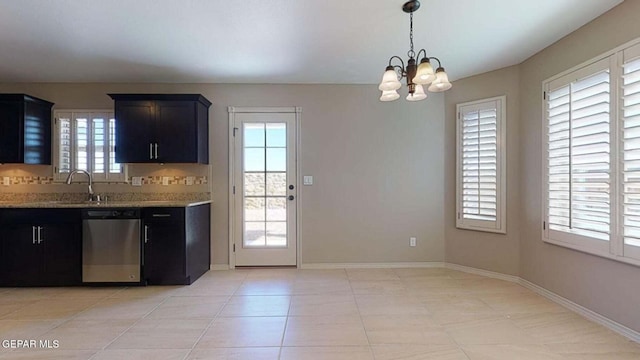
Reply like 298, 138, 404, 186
82, 209, 141, 219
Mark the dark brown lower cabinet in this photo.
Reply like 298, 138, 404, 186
143, 204, 210, 285
0, 209, 82, 286
0, 204, 210, 287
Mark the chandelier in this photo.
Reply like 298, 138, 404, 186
379, 0, 452, 102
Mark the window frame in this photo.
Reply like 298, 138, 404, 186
542, 37, 640, 267
53, 109, 127, 183
456, 95, 507, 234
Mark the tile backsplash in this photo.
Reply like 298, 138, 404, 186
0, 191, 210, 203
0, 175, 207, 186
141, 175, 207, 186
0, 164, 212, 197
2, 176, 54, 185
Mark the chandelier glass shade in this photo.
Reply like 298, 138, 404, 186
379, 0, 452, 102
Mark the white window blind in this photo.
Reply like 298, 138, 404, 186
546, 62, 611, 247
53, 110, 126, 183
623, 45, 640, 260
456, 96, 506, 233
543, 39, 640, 266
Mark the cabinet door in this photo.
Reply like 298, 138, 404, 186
155, 101, 197, 163
41, 222, 82, 286
1, 225, 42, 286
143, 209, 186, 285
115, 101, 155, 163
23, 100, 52, 164
0, 100, 23, 163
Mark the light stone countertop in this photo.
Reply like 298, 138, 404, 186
0, 200, 212, 209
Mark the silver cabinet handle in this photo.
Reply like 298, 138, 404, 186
154, 143, 158, 159
144, 225, 149, 244
37, 226, 43, 244
32, 226, 36, 244
149, 143, 153, 159
152, 214, 171, 217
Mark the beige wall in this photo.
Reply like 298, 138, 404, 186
443, 0, 640, 331
518, 0, 640, 331
444, 65, 521, 276
0, 83, 446, 266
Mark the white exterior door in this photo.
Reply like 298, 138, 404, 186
230, 108, 299, 266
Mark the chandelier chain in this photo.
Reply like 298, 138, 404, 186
408, 12, 415, 59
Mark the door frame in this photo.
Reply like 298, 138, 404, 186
227, 106, 302, 269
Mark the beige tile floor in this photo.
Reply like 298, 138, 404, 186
0, 268, 638, 359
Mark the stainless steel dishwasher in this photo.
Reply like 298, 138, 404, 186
81, 209, 141, 283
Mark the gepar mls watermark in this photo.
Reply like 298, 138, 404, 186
2, 339, 60, 349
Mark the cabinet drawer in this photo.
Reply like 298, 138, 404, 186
143, 208, 184, 222
1, 208, 80, 224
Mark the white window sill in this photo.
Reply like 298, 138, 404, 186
543, 237, 640, 268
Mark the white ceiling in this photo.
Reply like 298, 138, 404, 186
0, 0, 622, 84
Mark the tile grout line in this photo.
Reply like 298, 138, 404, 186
1, 287, 126, 357
87, 287, 180, 358
394, 269, 472, 360
438, 277, 473, 360
183, 271, 246, 360
346, 268, 376, 359
277, 276, 295, 360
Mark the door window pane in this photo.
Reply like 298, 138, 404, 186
266, 148, 286, 171
245, 198, 266, 221
244, 222, 266, 247
245, 123, 265, 147
266, 123, 286, 147
245, 173, 266, 196
266, 222, 286, 247
244, 148, 265, 172
267, 173, 286, 196
267, 198, 286, 221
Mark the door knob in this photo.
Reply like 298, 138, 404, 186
288, 195, 295, 201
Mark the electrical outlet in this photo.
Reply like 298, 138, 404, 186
162, 177, 170, 186
132, 177, 143, 186
2, 177, 10, 186
186, 176, 194, 186
410, 237, 417, 247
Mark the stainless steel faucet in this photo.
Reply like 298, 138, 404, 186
65, 169, 95, 201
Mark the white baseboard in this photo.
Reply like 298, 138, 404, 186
300, 262, 444, 269
445, 263, 520, 283
518, 278, 640, 343
210, 264, 231, 271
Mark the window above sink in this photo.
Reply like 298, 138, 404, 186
53, 110, 127, 183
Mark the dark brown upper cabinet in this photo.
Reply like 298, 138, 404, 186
109, 94, 211, 164
0, 94, 54, 164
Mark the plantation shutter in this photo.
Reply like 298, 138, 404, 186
623, 44, 640, 259
456, 96, 506, 233
53, 111, 125, 182
56, 113, 72, 177
545, 57, 612, 250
